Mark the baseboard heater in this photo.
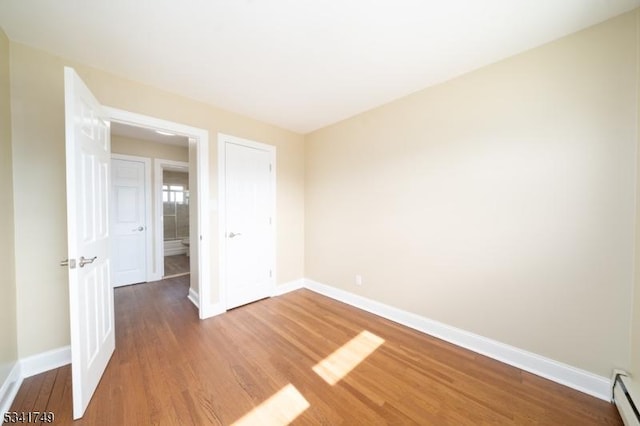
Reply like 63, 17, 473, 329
614, 371, 640, 426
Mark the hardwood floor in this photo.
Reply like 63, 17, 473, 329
164, 254, 190, 277
6, 277, 621, 425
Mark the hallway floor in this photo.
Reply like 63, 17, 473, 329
164, 254, 189, 277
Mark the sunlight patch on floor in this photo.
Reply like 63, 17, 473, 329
312, 330, 385, 385
231, 383, 310, 426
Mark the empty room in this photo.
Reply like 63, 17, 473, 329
2, 0, 640, 424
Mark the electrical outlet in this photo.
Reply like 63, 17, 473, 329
355, 275, 363, 286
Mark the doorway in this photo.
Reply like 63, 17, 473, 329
106, 108, 211, 320
109, 124, 191, 284
156, 160, 190, 279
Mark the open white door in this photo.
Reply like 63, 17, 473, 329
63, 67, 114, 419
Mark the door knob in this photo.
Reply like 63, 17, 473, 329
132, 226, 144, 232
79, 256, 97, 268
228, 232, 242, 238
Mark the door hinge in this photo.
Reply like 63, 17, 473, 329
269, 217, 272, 225
269, 163, 272, 172
269, 269, 272, 278
60, 258, 77, 269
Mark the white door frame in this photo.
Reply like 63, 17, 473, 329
218, 133, 276, 310
111, 154, 153, 283
106, 107, 212, 319
154, 158, 189, 278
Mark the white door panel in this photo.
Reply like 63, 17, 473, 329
225, 141, 275, 309
64, 67, 114, 420
111, 159, 146, 286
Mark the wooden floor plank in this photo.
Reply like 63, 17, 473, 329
18, 372, 46, 413
5, 276, 622, 425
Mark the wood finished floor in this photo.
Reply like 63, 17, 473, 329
164, 254, 190, 277
6, 277, 622, 425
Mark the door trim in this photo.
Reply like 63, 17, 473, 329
111, 154, 153, 283
218, 133, 277, 311
154, 158, 189, 278
105, 107, 212, 319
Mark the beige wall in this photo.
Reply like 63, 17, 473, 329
305, 11, 638, 377
10, 42, 305, 358
188, 142, 200, 297
163, 171, 189, 188
0, 28, 17, 385
632, 10, 640, 378
111, 135, 188, 163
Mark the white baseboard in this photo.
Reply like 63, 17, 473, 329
303, 278, 611, 401
20, 346, 71, 379
198, 279, 305, 319
149, 272, 163, 282
0, 346, 71, 413
188, 288, 200, 308
274, 279, 305, 296
0, 362, 22, 414
200, 301, 226, 319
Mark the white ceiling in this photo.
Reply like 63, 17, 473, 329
1, 1, 638, 134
